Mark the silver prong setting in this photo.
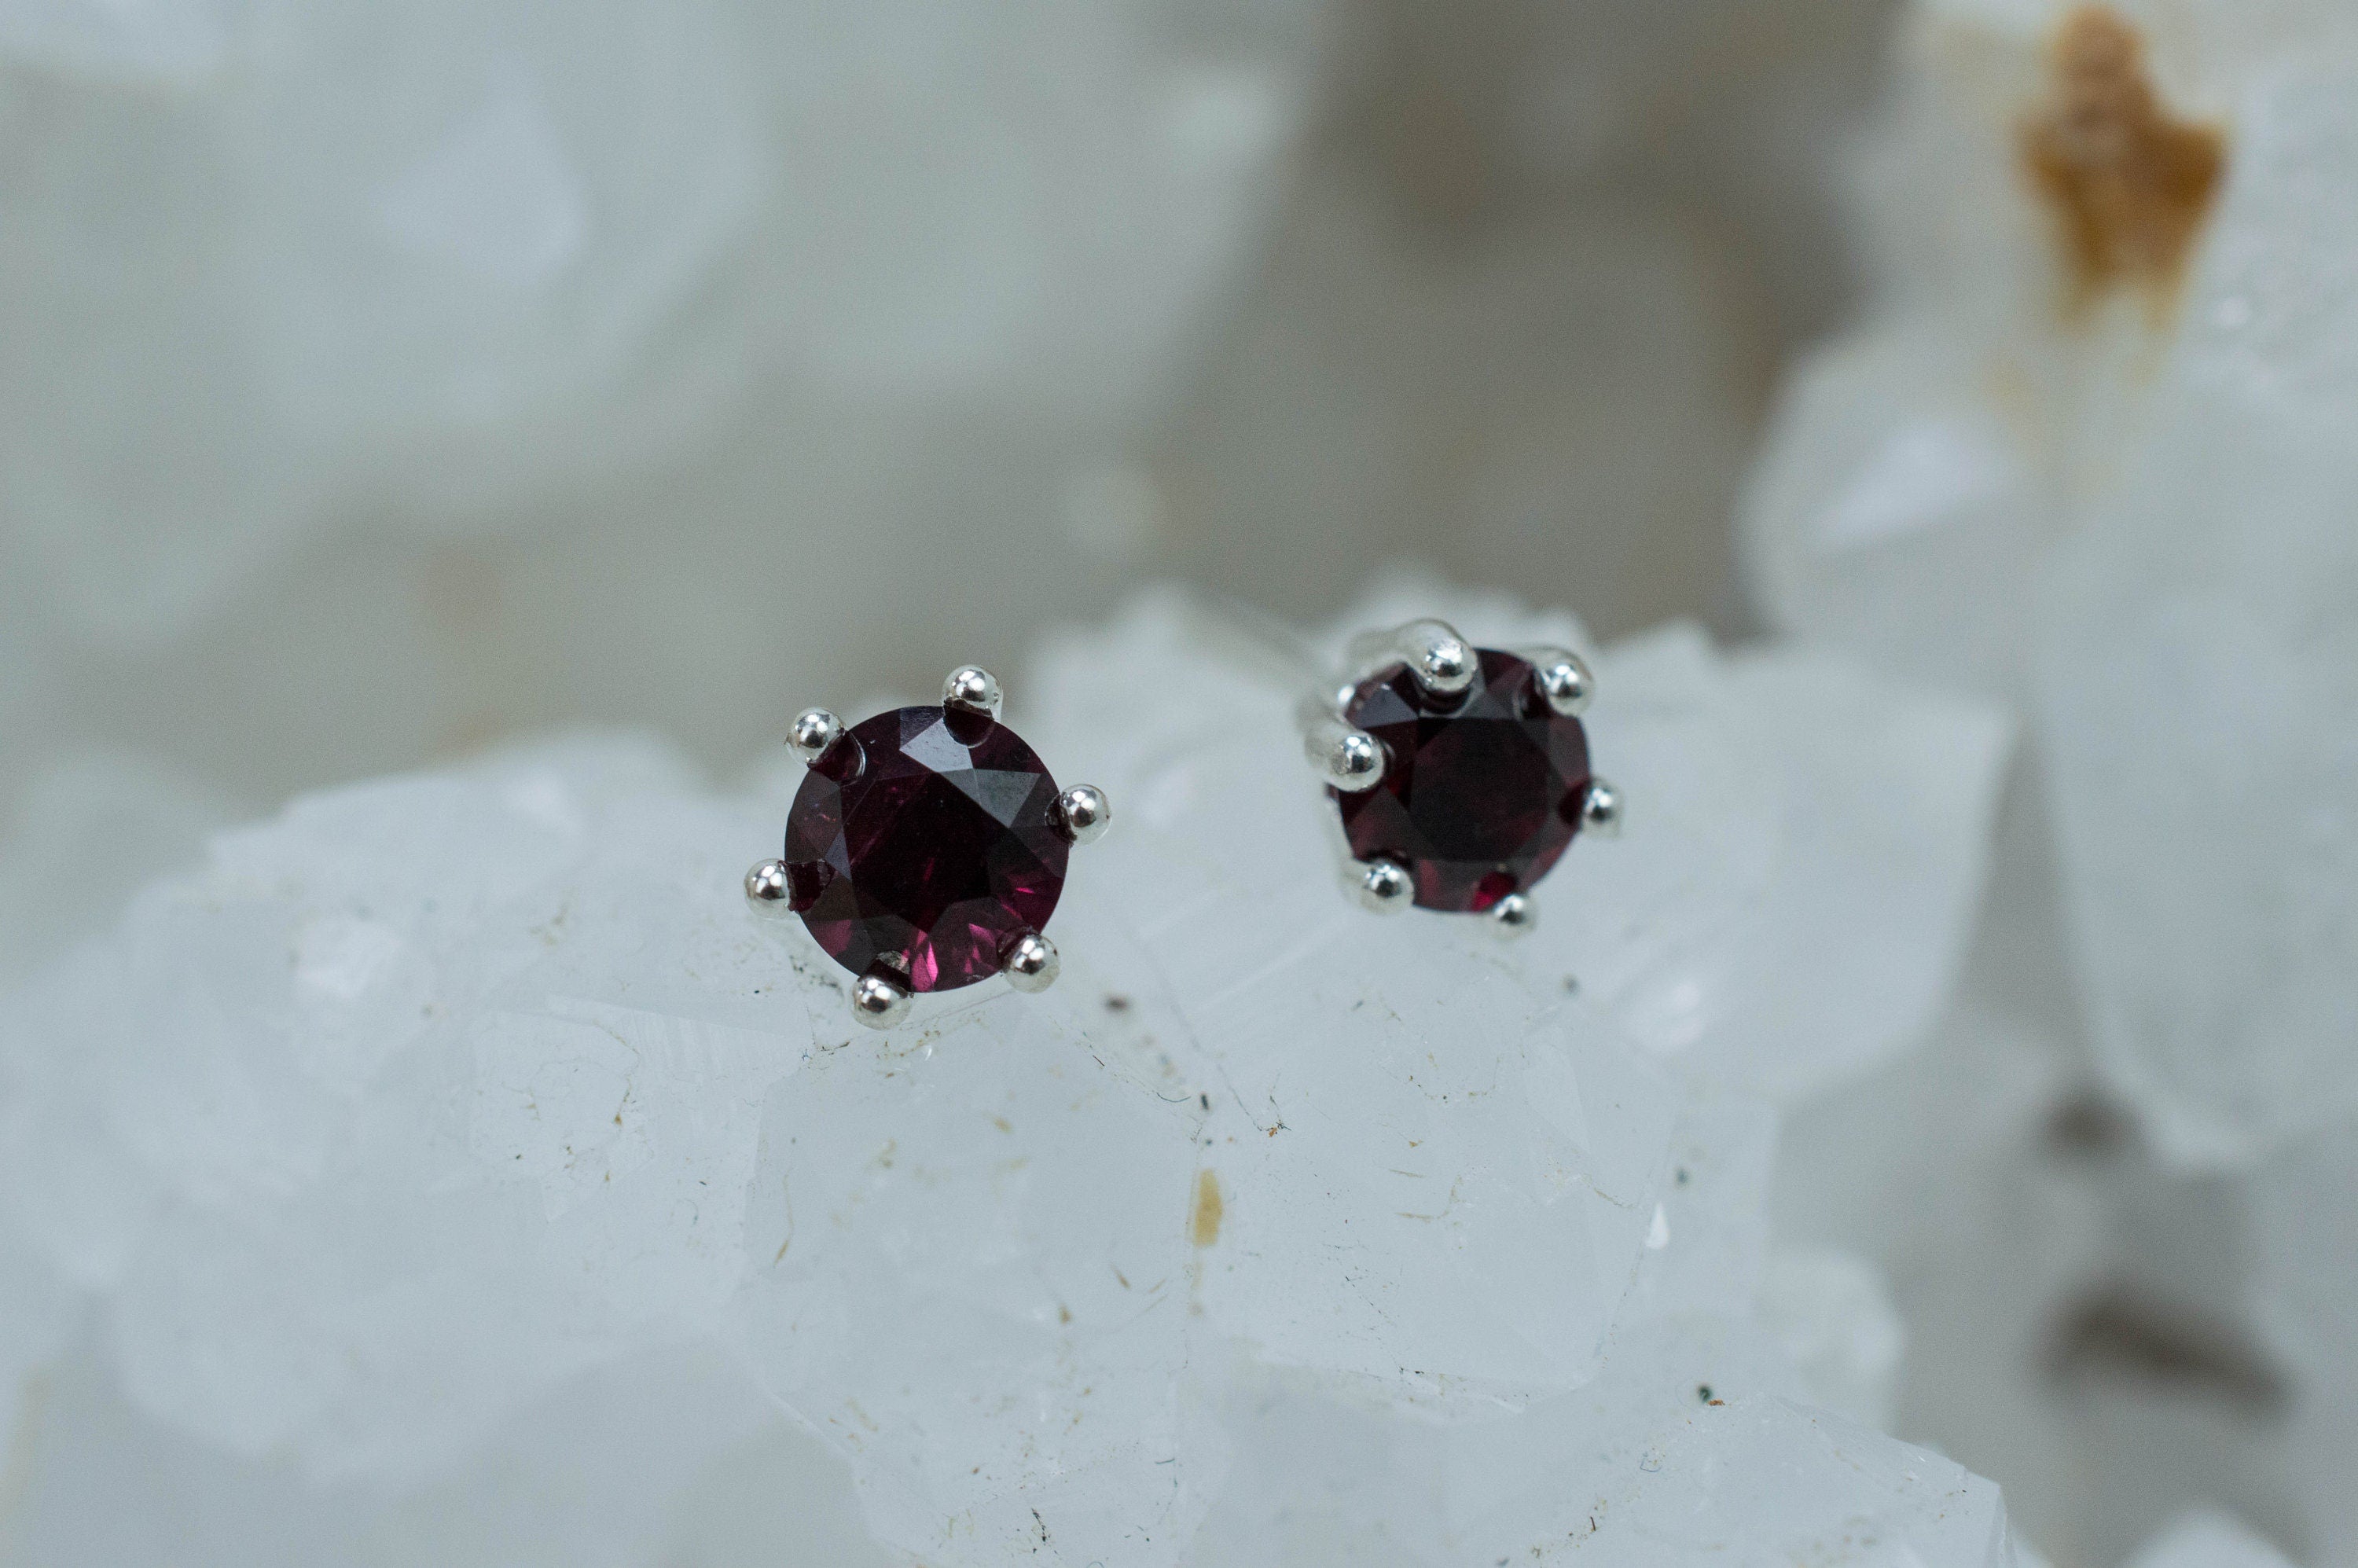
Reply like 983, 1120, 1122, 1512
1395, 619, 1475, 696
1526, 648, 1594, 717
1355, 857, 1415, 913
1306, 715, 1385, 792
943, 666, 1003, 719
1489, 892, 1537, 937
1002, 931, 1060, 993
788, 708, 843, 765
744, 858, 795, 914
1056, 784, 1112, 845
850, 972, 913, 1030
1581, 777, 1623, 837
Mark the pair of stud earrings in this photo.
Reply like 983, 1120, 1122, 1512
745, 619, 1619, 1029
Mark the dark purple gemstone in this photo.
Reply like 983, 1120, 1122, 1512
1331, 649, 1592, 913
784, 705, 1069, 991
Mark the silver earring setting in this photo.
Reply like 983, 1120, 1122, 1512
747, 666, 1109, 1029
1304, 619, 1618, 935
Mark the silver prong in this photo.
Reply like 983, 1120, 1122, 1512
850, 972, 913, 1030
1056, 784, 1112, 845
788, 708, 843, 765
1355, 857, 1414, 914
1002, 931, 1060, 993
1489, 892, 1537, 937
1305, 715, 1385, 792
1581, 777, 1622, 837
745, 858, 795, 915
1395, 619, 1475, 696
1525, 648, 1594, 717
943, 666, 1003, 718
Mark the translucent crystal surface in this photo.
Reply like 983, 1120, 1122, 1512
2124, 1511, 2299, 1568
0, 593, 2018, 1562
1739, 0, 2358, 1166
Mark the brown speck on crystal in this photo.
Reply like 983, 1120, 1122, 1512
1190, 1170, 1224, 1247
2021, 6, 2225, 317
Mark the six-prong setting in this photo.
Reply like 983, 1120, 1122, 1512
1356, 855, 1415, 913
850, 972, 913, 1030
1489, 892, 1538, 938
788, 707, 843, 765
1526, 647, 1594, 718
1309, 619, 1618, 926
744, 857, 794, 915
943, 665, 1003, 719
749, 665, 1107, 1029
1303, 714, 1385, 793
1001, 931, 1060, 993
1580, 777, 1622, 837
1055, 784, 1112, 846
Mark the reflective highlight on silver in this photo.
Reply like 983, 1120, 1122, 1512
788, 707, 843, 765
1581, 777, 1623, 836
942, 665, 1004, 718
1001, 931, 1060, 993
744, 857, 793, 913
1305, 714, 1385, 792
1394, 619, 1475, 696
1056, 784, 1112, 845
1489, 892, 1537, 936
1356, 856, 1414, 913
1526, 648, 1594, 717
850, 972, 913, 1030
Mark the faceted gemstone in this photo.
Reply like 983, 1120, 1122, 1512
1333, 650, 1592, 913
784, 706, 1069, 991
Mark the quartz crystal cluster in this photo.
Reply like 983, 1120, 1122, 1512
0, 589, 2016, 1565
1741, 0, 2358, 1559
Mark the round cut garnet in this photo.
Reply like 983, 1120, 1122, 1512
784, 705, 1069, 991
1332, 649, 1592, 913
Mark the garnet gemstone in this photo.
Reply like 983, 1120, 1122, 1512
1332, 649, 1592, 913
784, 705, 1069, 991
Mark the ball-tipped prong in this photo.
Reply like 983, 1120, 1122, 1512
1002, 931, 1060, 993
1581, 777, 1622, 837
745, 858, 795, 915
1525, 648, 1594, 718
1394, 619, 1475, 696
1056, 784, 1111, 845
1489, 892, 1537, 937
850, 971, 913, 1030
943, 666, 1003, 719
1306, 715, 1384, 792
1355, 856, 1414, 913
788, 709, 843, 766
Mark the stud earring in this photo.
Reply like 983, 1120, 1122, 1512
746, 666, 1110, 1029
1303, 619, 1618, 935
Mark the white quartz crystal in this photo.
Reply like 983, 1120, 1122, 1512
0, 0, 1321, 647
0, 593, 2018, 1562
2251, 1126, 2358, 1568
1757, 1247, 1908, 1431
2125, 1511, 2300, 1568
1740, 0, 2358, 1166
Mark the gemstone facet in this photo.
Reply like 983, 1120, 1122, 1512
784, 705, 1070, 991
1332, 649, 1593, 913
